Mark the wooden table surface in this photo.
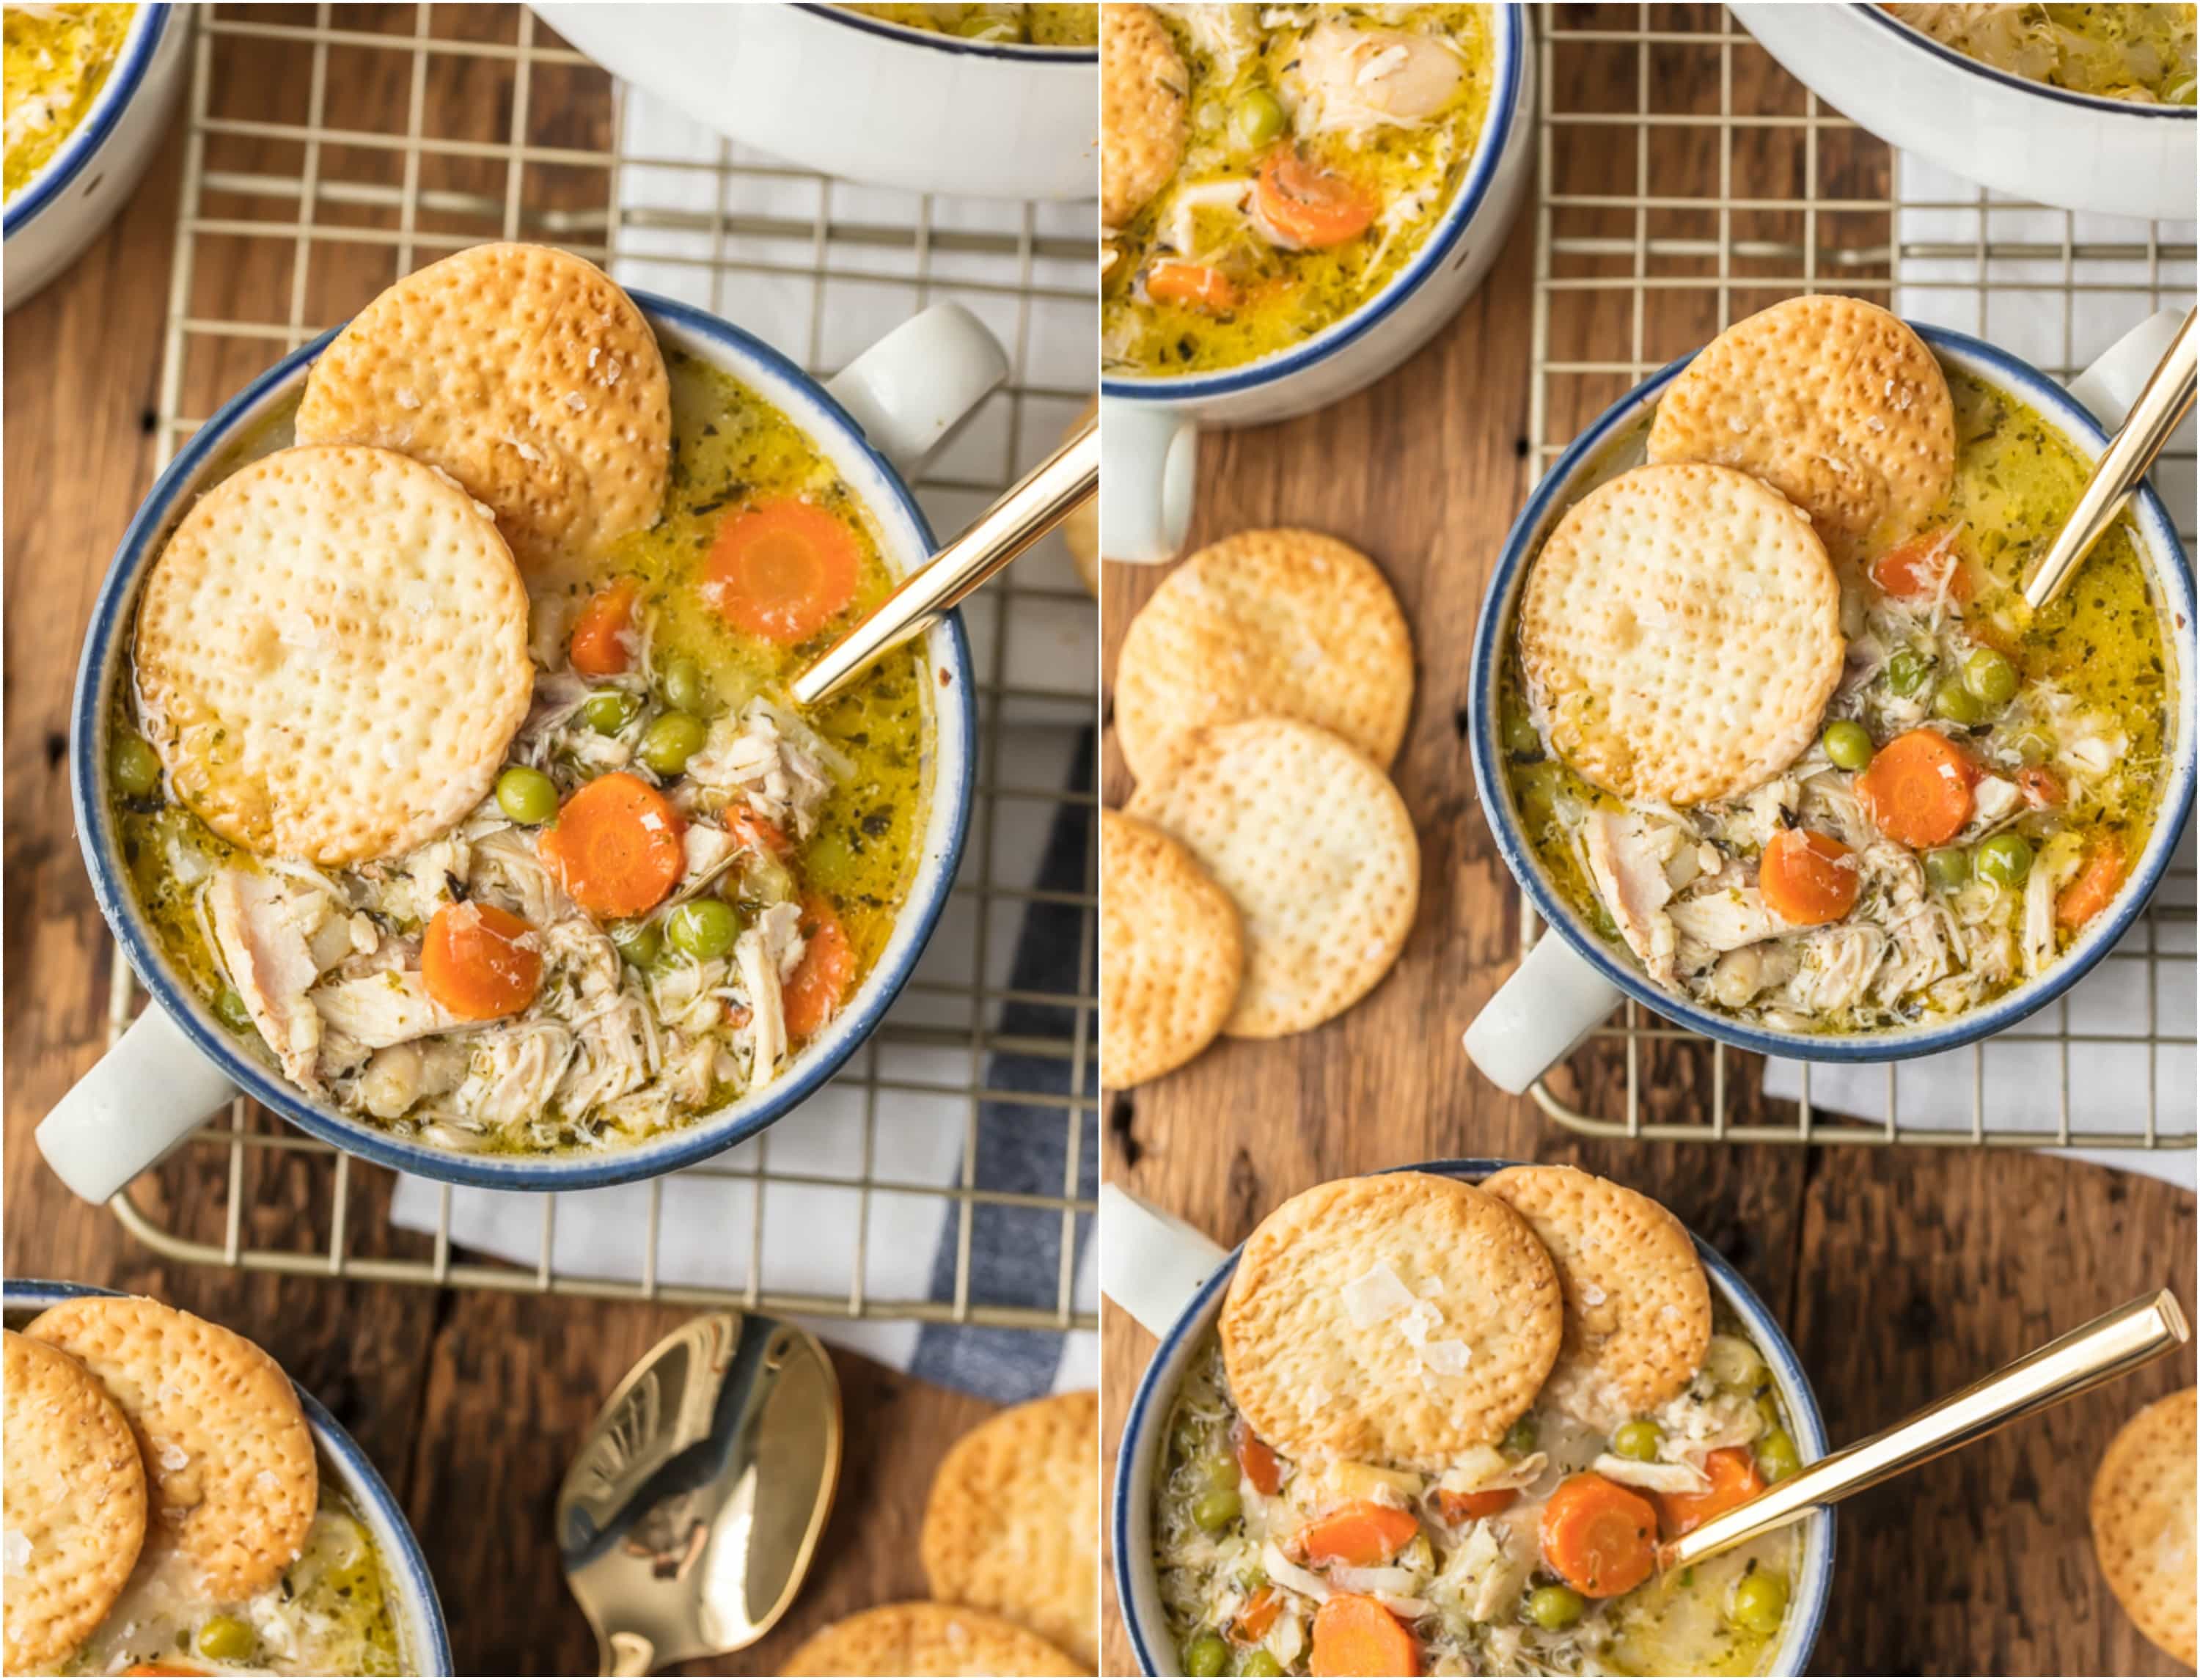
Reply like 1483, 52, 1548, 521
1, 27, 1013, 1679
1098, 25, 2197, 1680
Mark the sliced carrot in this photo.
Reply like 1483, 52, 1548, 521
1656, 1446, 1766, 1538
1855, 728, 1977, 848
1870, 529, 1971, 605
1232, 1585, 1283, 1644
570, 577, 640, 677
703, 499, 860, 646
538, 771, 686, 920
1233, 1419, 1284, 1497
2056, 834, 2126, 930
1296, 1499, 1420, 1569
1539, 1472, 1658, 1599
2015, 766, 2065, 808
422, 901, 543, 1021
1310, 1593, 1419, 1678
1436, 1486, 1518, 1525
1759, 828, 1860, 927
1146, 260, 1241, 312
782, 896, 857, 1041
1255, 147, 1375, 249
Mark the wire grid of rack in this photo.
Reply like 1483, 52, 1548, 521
1524, 2, 2196, 1148
103, 4, 1097, 1329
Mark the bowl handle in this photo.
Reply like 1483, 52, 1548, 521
1099, 399, 1199, 564
37, 1003, 242, 1203
1461, 927, 1623, 1096
1099, 1183, 1231, 1338
825, 302, 1008, 473
2069, 307, 2187, 431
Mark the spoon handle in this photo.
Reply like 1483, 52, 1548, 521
1664, 1286, 2190, 1570
790, 414, 1099, 707
2022, 307, 2196, 612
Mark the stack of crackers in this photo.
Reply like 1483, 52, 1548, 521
1102, 529, 1422, 1087
784, 1389, 1100, 1676
2, 1296, 321, 1673
2091, 1385, 2197, 1668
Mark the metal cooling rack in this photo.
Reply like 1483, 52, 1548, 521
104, 4, 1097, 1328
1523, 3, 2196, 1148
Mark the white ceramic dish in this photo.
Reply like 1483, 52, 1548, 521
531, 1, 1096, 201
3, 3, 189, 309
1733, 3, 2194, 222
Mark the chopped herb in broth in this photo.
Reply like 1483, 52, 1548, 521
110, 351, 931, 1156
841, 3, 1096, 45
3, 1, 133, 200
1505, 366, 2172, 1035
1102, 4, 1493, 376
1882, 3, 2196, 104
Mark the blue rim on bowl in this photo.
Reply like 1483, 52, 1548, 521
796, 1, 1096, 62
1108, 1159, 1836, 1679
1099, 3, 1526, 404
68, 290, 978, 1192
3, 1278, 455, 1677
1, 4, 175, 240
1469, 321, 2198, 1066
1858, 3, 2195, 121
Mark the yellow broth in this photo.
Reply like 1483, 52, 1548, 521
841, 4, 1097, 46
1102, 4, 1494, 377
3, 1, 133, 200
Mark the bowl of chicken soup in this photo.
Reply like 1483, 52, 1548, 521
43, 265, 1000, 1198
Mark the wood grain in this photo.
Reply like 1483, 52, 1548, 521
1098, 18, 2195, 1679
1, 18, 1022, 1676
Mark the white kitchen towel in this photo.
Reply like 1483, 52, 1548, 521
391, 85, 1098, 1399
1763, 154, 2196, 1187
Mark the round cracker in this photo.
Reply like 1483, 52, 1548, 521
25, 1297, 317, 1602
1101, 4, 1187, 230
920, 1391, 1098, 1668
783, 1602, 1085, 1677
1221, 1173, 1565, 1470
1646, 293, 1955, 562
1100, 809, 1242, 1087
1517, 461, 1844, 807
1113, 529, 1415, 782
295, 241, 671, 571
133, 443, 535, 866
3, 1330, 149, 1674
1126, 719, 1418, 1038
1479, 1165, 1712, 1428
2091, 1386, 2197, 1668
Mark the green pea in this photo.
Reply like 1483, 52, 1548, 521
1200, 1453, 1241, 1489
1192, 1487, 1242, 1531
496, 765, 560, 825
1976, 833, 2034, 887
639, 711, 708, 776
197, 1614, 255, 1662
1756, 1427, 1801, 1484
1729, 1569, 1789, 1635
1962, 646, 2019, 708
1229, 87, 1286, 150
1925, 847, 1972, 892
659, 653, 707, 716
1612, 1420, 1662, 1461
215, 988, 252, 1032
1821, 719, 1874, 771
1503, 1417, 1539, 1456
1503, 706, 1543, 759
111, 734, 163, 799
1525, 1584, 1585, 1632
1184, 1633, 1230, 1677
1239, 1653, 1285, 1678
581, 691, 638, 735
1885, 648, 1932, 697
667, 899, 739, 961
1932, 678, 1988, 727
612, 920, 662, 968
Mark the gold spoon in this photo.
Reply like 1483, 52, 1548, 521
2021, 308, 2195, 612
557, 1311, 841, 1676
1665, 1287, 2188, 1572
791, 412, 1099, 707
